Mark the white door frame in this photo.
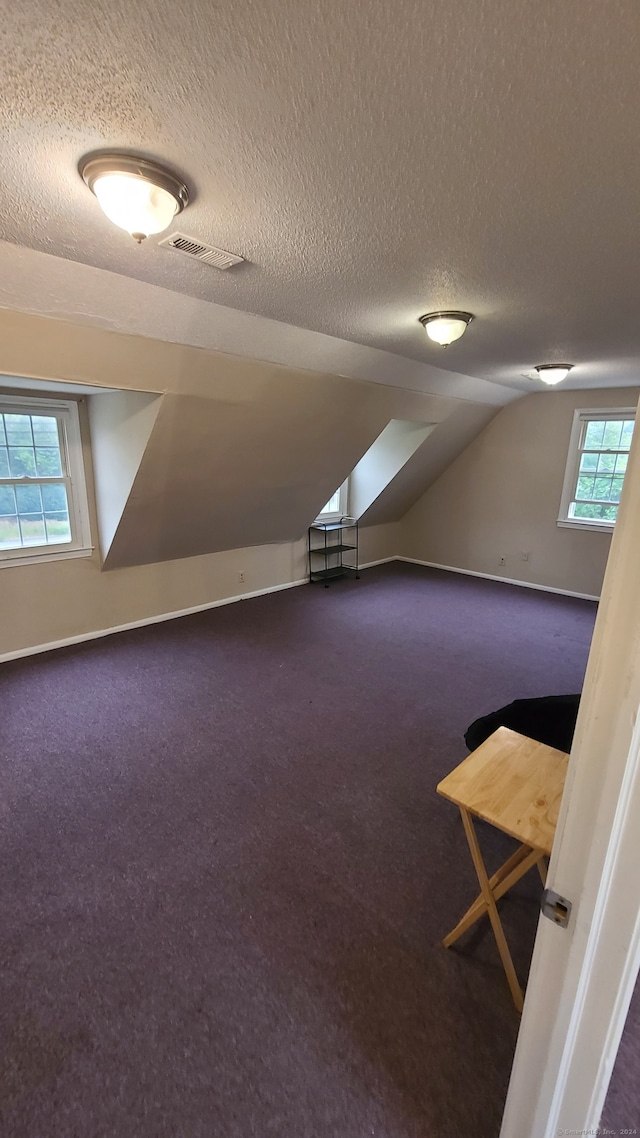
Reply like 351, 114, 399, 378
501, 397, 640, 1138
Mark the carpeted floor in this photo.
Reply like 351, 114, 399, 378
0, 562, 611, 1136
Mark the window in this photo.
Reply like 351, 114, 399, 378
558, 408, 636, 531
316, 479, 349, 520
0, 395, 92, 567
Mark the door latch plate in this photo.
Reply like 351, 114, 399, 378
541, 888, 572, 928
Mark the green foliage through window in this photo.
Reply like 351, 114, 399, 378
568, 416, 635, 525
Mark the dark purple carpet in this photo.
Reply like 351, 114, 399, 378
0, 563, 602, 1136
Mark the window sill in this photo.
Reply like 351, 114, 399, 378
0, 546, 94, 570
557, 519, 615, 534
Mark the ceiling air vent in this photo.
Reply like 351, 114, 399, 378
158, 232, 244, 269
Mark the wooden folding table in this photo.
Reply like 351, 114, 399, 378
437, 726, 569, 1011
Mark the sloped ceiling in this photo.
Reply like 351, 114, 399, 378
88, 390, 163, 559
360, 403, 500, 526
102, 359, 471, 569
0, 242, 512, 408
0, 308, 485, 569
1, 0, 640, 395
350, 420, 437, 522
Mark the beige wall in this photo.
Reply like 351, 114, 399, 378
0, 521, 400, 660
358, 521, 400, 566
0, 540, 300, 659
400, 388, 640, 598
0, 308, 425, 657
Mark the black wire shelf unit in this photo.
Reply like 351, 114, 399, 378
308, 516, 360, 587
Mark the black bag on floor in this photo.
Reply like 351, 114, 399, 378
464, 693, 581, 754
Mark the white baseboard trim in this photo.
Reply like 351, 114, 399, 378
1, 558, 598, 664
358, 555, 399, 569
397, 557, 600, 602
0, 577, 309, 664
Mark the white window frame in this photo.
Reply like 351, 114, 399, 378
0, 394, 93, 568
558, 407, 636, 533
315, 479, 349, 522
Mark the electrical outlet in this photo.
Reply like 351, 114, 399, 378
499, 556, 506, 567
238, 571, 245, 583
522, 551, 530, 562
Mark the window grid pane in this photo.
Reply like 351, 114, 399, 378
602, 421, 624, 448
35, 447, 63, 476
31, 416, 59, 447
8, 447, 37, 477
583, 420, 605, 448
44, 511, 72, 544
15, 483, 43, 513
0, 515, 20, 546
4, 413, 34, 447
18, 513, 46, 546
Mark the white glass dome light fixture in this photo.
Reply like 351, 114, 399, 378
418, 311, 474, 347
80, 154, 189, 243
534, 364, 574, 386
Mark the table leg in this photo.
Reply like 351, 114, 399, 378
458, 807, 524, 1012
443, 843, 544, 947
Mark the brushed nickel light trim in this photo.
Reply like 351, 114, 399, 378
80, 153, 189, 243
534, 364, 574, 386
418, 311, 474, 347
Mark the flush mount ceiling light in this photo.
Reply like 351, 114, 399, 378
534, 364, 574, 386
418, 311, 474, 347
80, 154, 189, 243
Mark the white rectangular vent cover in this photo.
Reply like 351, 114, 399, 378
158, 232, 244, 270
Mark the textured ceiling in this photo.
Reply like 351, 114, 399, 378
0, 242, 515, 406
1, 0, 640, 391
